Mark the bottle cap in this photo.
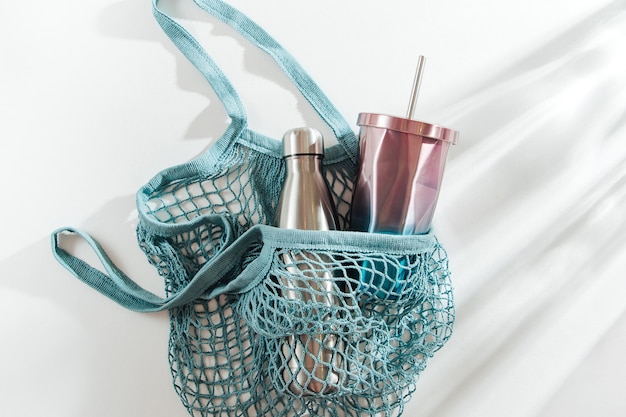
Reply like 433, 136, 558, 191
282, 127, 324, 157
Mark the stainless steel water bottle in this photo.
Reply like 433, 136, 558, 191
274, 127, 343, 395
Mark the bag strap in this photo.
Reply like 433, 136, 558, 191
51, 224, 273, 312
152, 0, 247, 157
152, 0, 358, 162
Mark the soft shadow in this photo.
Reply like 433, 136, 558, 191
97, 0, 228, 143
412, 2, 626, 415
97, 0, 341, 145
208, 14, 342, 143
421, 162, 626, 416
536, 307, 626, 417
0, 195, 180, 417
440, 0, 626, 150
435, 0, 626, 247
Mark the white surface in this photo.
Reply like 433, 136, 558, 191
1, 1, 625, 416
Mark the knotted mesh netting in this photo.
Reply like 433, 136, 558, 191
134, 131, 455, 416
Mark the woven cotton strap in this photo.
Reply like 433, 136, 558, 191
153, 0, 358, 162
51, 222, 269, 312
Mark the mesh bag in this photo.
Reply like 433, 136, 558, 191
52, 1, 455, 416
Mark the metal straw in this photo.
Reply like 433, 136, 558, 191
406, 55, 426, 120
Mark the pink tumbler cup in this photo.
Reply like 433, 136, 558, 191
349, 56, 459, 299
350, 113, 459, 235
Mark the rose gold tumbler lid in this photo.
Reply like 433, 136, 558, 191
357, 113, 459, 144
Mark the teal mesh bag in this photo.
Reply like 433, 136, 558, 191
51, 1, 454, 416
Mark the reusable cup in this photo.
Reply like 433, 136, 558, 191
350, 113, 458, 235
349, 56, 459, 298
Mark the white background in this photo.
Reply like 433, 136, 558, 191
1, 0, 625, 416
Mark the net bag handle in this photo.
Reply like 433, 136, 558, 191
153, 0, 358, 163
51, 223, 274, 312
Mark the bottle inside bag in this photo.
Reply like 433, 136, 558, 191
274, 127, 345, 395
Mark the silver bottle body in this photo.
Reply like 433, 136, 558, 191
274, 128, 344, 395
275, 155, 339, 231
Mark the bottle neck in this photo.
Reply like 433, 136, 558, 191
284, 154, 324, 174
